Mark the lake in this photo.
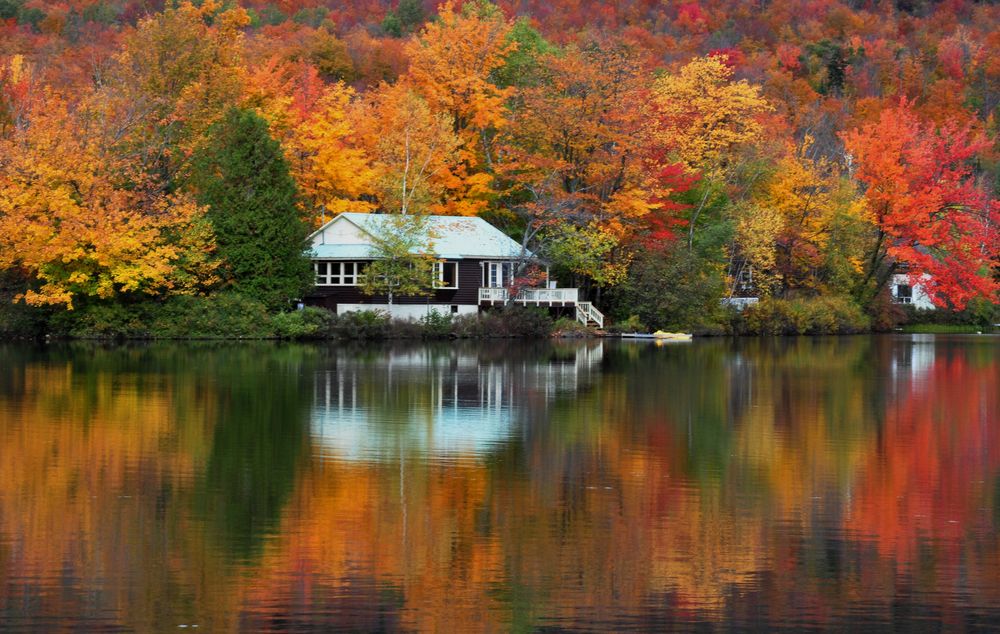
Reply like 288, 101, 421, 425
0, 335, 998, 631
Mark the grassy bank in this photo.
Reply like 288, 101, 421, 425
899, 324, 997, 334
0, 294, 556, 340
5, 292, 996, 341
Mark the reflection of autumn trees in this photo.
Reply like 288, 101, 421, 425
845, 340, 1000, 615
1, 338, 999, 630
0, 344, 315, 631
245, 338, 1000, 629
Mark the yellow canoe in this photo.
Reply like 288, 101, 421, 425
652, 331, 693, 341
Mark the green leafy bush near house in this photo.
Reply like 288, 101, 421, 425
48, 294, 278, 339
607, 247, 728, 332
273, 307, 335, 339
605, 315, 646, 334
897, 298, 999, 330
418, 310, 454, 338
452, 306, 553, 338
551, 317, 595, 337
737, 296, 870, 335
329, 309, 392, 340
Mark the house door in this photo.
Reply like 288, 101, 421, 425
486, 262, 512, 287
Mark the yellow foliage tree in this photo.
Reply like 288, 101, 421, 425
752, 138, 868, 292
286, 82, 377, 224
0, 97, 216, 308
651, 55, 772, 173
730, 202, 784, 297
110, 1, 250, 184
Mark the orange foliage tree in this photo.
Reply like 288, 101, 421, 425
404, 0, 514, 215
841, 99, 998, 309
498, 40, 655, 288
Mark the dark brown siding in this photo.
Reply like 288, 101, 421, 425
304, 259, 486, 312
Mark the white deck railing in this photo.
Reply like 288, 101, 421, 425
721, 297, 760, 311
479, 287, 603, 328
479, 287, 509, 302
575, 301, 605, 328
478, 287, 580, 303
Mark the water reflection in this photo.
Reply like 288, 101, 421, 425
312, 342, 603, 461
0, 336, 998, 631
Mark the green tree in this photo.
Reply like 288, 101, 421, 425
192, 108, 312, 310
493, 17, 555, 88
397, 0, 426, 30
609, 246, 727, 331
383, 0, 426, 37
381, 11, 403, 37
0, 0, 22, 20
358, 215, 438, 307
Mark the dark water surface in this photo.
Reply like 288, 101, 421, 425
1, 336, 998, 631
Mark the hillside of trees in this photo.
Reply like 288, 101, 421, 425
0, 0, 997, 334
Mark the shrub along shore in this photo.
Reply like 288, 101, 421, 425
2, 292, 995, 341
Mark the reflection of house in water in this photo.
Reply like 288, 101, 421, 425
891, 335, 936, 383
311, 342, 604, 461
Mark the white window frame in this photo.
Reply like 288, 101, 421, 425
485, 262, 513, 288
432, 261, 459, 289
314, 261, 368, 286
895, 284, 913, 304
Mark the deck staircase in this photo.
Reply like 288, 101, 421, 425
575, 301, 604, 329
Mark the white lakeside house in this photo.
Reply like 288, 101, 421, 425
302, 212, 604, 326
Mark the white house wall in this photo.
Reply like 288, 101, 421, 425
891, 273, 935, 310
311, 216, 372, 247
337, 303, 479, 320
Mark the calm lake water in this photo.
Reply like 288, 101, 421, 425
0, 336, 998, 631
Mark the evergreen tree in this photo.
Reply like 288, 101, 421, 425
192, 108, 312, 310
396, 0, 426, 31
382, 0, 425, 37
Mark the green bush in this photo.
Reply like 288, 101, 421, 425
605, 314, 646, 334
419, 309, 453, 338
331, 309, 391, 340
494, 305, 553, 337
898, 298, 999, 329
552, 317, 593, 337
451, 306, 552, 338
741, 296, 870, 335
451, 313, 492, 338
10, 297, 561, 341
48, 293, 277, 339
607, 246, 727, 332
48, 302, 150, 338
0, 301, 49, 339
900, 323, 985, 334
273, 307, 335, 339
148, 294, 275, 338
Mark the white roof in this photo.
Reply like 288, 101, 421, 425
309, 212, 528, 260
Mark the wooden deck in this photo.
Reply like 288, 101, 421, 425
478, 288, 603, 328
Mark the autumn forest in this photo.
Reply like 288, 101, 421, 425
0, 0, 998, 333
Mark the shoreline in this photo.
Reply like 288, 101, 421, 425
4, 327, 996, 344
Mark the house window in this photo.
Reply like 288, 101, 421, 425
315, 261, 331, 285
484, 262, 513, 288
737, 266, 754, 292
314, 261, 368, 286
895, 284, 913, 304
433, 261, 459, 289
